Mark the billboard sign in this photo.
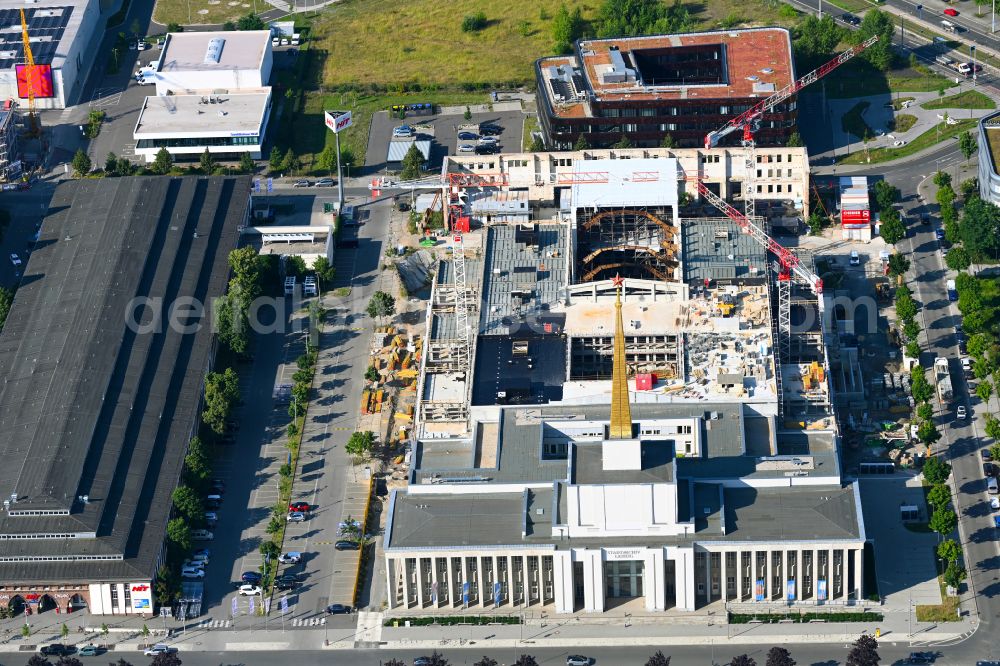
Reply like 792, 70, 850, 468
16, 64, 54, 99
817, 579, 828, 601
754, 579, 765, 601
841, 209, 871, 223
786, 579, 796, 601
493, 581, 502, 607
324, 110, 352, 134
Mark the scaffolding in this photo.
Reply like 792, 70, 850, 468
576, 206, 678, 283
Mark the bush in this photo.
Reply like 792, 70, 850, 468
384, 615, 522, 627
461, 11, 488, 32
729, 611, 882, 624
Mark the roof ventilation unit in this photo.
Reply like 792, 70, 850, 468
204, 37, 225, 64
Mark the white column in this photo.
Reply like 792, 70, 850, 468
720, 550, 728, 602
854, 548, 863, 602
386, 557, 397, 609
795, 550, 801, 603
736, 550, 743, 602
402, 558, 412, 608
765, 549, 773, 601
492, 555, 499, 607
646, 549, 665, 611
674, 547, 695, 611
828, 548, 835, 600
507, 555, 515, 607
431, 556, 440, 607
523, 555, 531, 606
581, 550, 604, 612
553, 552, 574, 613
416, 558, 425, 608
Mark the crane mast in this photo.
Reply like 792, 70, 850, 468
19, 9, 40, 135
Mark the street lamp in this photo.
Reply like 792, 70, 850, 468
971, 45, 978, 85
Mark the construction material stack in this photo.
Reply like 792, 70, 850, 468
934, 357, 953, 405
840, 176, 870, 242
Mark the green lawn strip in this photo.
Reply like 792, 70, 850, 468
522, 114, 539, 151
842, 101, 874, 141
821, 60, 953, 99
838, 118, 978, 164
824, 0, 870, 12
922, 89, 996, 110
152, 0, 258, 27
915, 575, 961, 622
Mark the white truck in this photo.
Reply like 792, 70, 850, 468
935, 357, 953, 404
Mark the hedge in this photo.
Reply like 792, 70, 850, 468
729, 611, 883, 624
384, 615, 521, 627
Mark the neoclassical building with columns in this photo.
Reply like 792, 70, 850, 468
385, 276, 866, 614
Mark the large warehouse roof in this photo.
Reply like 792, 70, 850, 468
159, 30, 271, 72
0, 176, 249, 583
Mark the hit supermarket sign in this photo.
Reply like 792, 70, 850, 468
324, 110, 352, 134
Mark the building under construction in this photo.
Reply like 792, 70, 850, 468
383, 146, 868, 617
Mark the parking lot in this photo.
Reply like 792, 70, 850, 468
365, 107, 525, 175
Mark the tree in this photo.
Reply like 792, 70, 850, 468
929, 506, 958, 536
202, 367, 240, 434
959, 130, 978, 161
927, 483, 951, 509
878, 208, 906, 245
923, 455, 952, 484
27, 657, 52, 666
794, 15, 845, 61
56, 657, 83, 666
152, 147, 173, 175
216, 293, 249, 355
384, 661, 407, 666
367, 290, 396, 319
115, 156, 133, 177
887, 253, 909, 278
280, 148, 299, 175
894, 290, 917, 321
806, 212, 824, 235
420, 652, 449, 666
785, 131, 802, 147
934, 170, 953, 188
945, 247, 971, 271
969, 333, 993, 359
917, 403, 934, 421
312, 256, 336, 288
346, 430, 376, 460
961, 197, 1000, 261
660, 133, 676, 148
199, 148, 215, 174
977, 380, 993, 403
461, 12, 488, 32
873, 180, 900, 211
104, 152, 119, 174
937, 538, 961, 564
910, 365, 934, 403
316, 145, 337, 173
529, 134, 544, 151
856, 9, 894, 71
171, 486, 204, 523
285, 255, 307, 278
236, 12, 265, 30
645, 652, 671, 666
166, 517, 191, 551
905, 341, 920, 359
943, 561, 967, 590
269, 147, 284, 171
260, 539, 280, 562
400, 143, 424, 181
903, 318, 920, 344
845, 634, 879, 666
613, 134, 633, 149
937, 185, 956, 208
728, 656, 756, 666
552, 3, 584, 53
513, 657, 538, 666
573, 134, 590, 151
987, 418, 1000, 441
916, 413, 937, 440
961, 177, 980, 200
71, 149, 92, 177
149, 653, 182, 666
595, 0, 692, 38
184, 436, 211, 486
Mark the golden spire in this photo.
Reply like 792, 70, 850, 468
609, 274, 633, 439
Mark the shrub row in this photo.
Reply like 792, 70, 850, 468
384, 615, 522, 627
729, 611, 883, 624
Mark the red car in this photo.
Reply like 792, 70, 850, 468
288, 501, 310, 512
944, 7, 959, 16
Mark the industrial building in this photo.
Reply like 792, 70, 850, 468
535, 28, 797, 150
0, 176, 250, 616
133, 31, 273, 163
0, 107, 20, 182
0, 0, 102, 109
381, 145, 869, 616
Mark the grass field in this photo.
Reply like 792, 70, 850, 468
893, 113, 917, 133
915, 576, 961, 622
838, 118, 978, 164
923, 90, 996, 111
152, 0, 261, 26
842, 101, 873, 141
821, 60, 953, 99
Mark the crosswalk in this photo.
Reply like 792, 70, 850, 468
199, 618, 233, 629
290, 616, 327, 627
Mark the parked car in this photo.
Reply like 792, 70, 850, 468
278, 551, 302, 563
326, 603, 351, 614
475, 144, 499, 155
183, 559, 206, 569
136, 75, 154, 85
935, 228, 945, 241
985, 449, 994, 462
181, 566, 205, 578
10, 253, 21, 267
478, 136, 499, 145
143, 644, 176, 656
287, 511, 306, 522
958, 405, 968, 420
479, 123, 503, 135
335, 539, 360, 551
288, 501, 310, 512
458, 144, 476, 153
984, 462, 995, 478
392, 125, 414, 138
276, 575, 299, 590
241, 571, 263, 584
991, 496, 1000, 510
193, 547, 211, 559
191, 529, 213, 541
840, 12, 861, 25
210, 479, 225, 493
239, 584, 263, 596
567, 657, 592, 666
40, 645, 73, 656
137, 39, 148, 50
128, 39, 138, 50
78, 644, 102, 657
315, 178, 335, 187
944, 7, 959, 16
337, 239, 359, 249
905, 653, 936, 664
293, 179, 311, 188
397, 201, 411, 212
458, 131, 479, 141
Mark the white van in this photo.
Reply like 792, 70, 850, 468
849, 250, 860, 266
284, 276, 297, 296
989, 477, 998, 495
191, 529, 214, 541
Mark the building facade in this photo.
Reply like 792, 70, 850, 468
535, 28, 797, 150
978, 110, 1000, 204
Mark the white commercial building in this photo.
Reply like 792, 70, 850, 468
0, 0, 103, 109
134, 31, 273, 163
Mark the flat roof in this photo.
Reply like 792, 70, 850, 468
0, 176, 249, 583
134, 91, 270, 138
387, 139, 431, 163
682, 218, 768, 283
160, 30, 270, 72
540, 27, 794, 119
0, 0, 87, 71
573, 441, 675, 485
386, 482, 862, 550
572, 158, 678, 209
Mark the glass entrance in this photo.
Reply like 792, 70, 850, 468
605, 560, 644, 598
